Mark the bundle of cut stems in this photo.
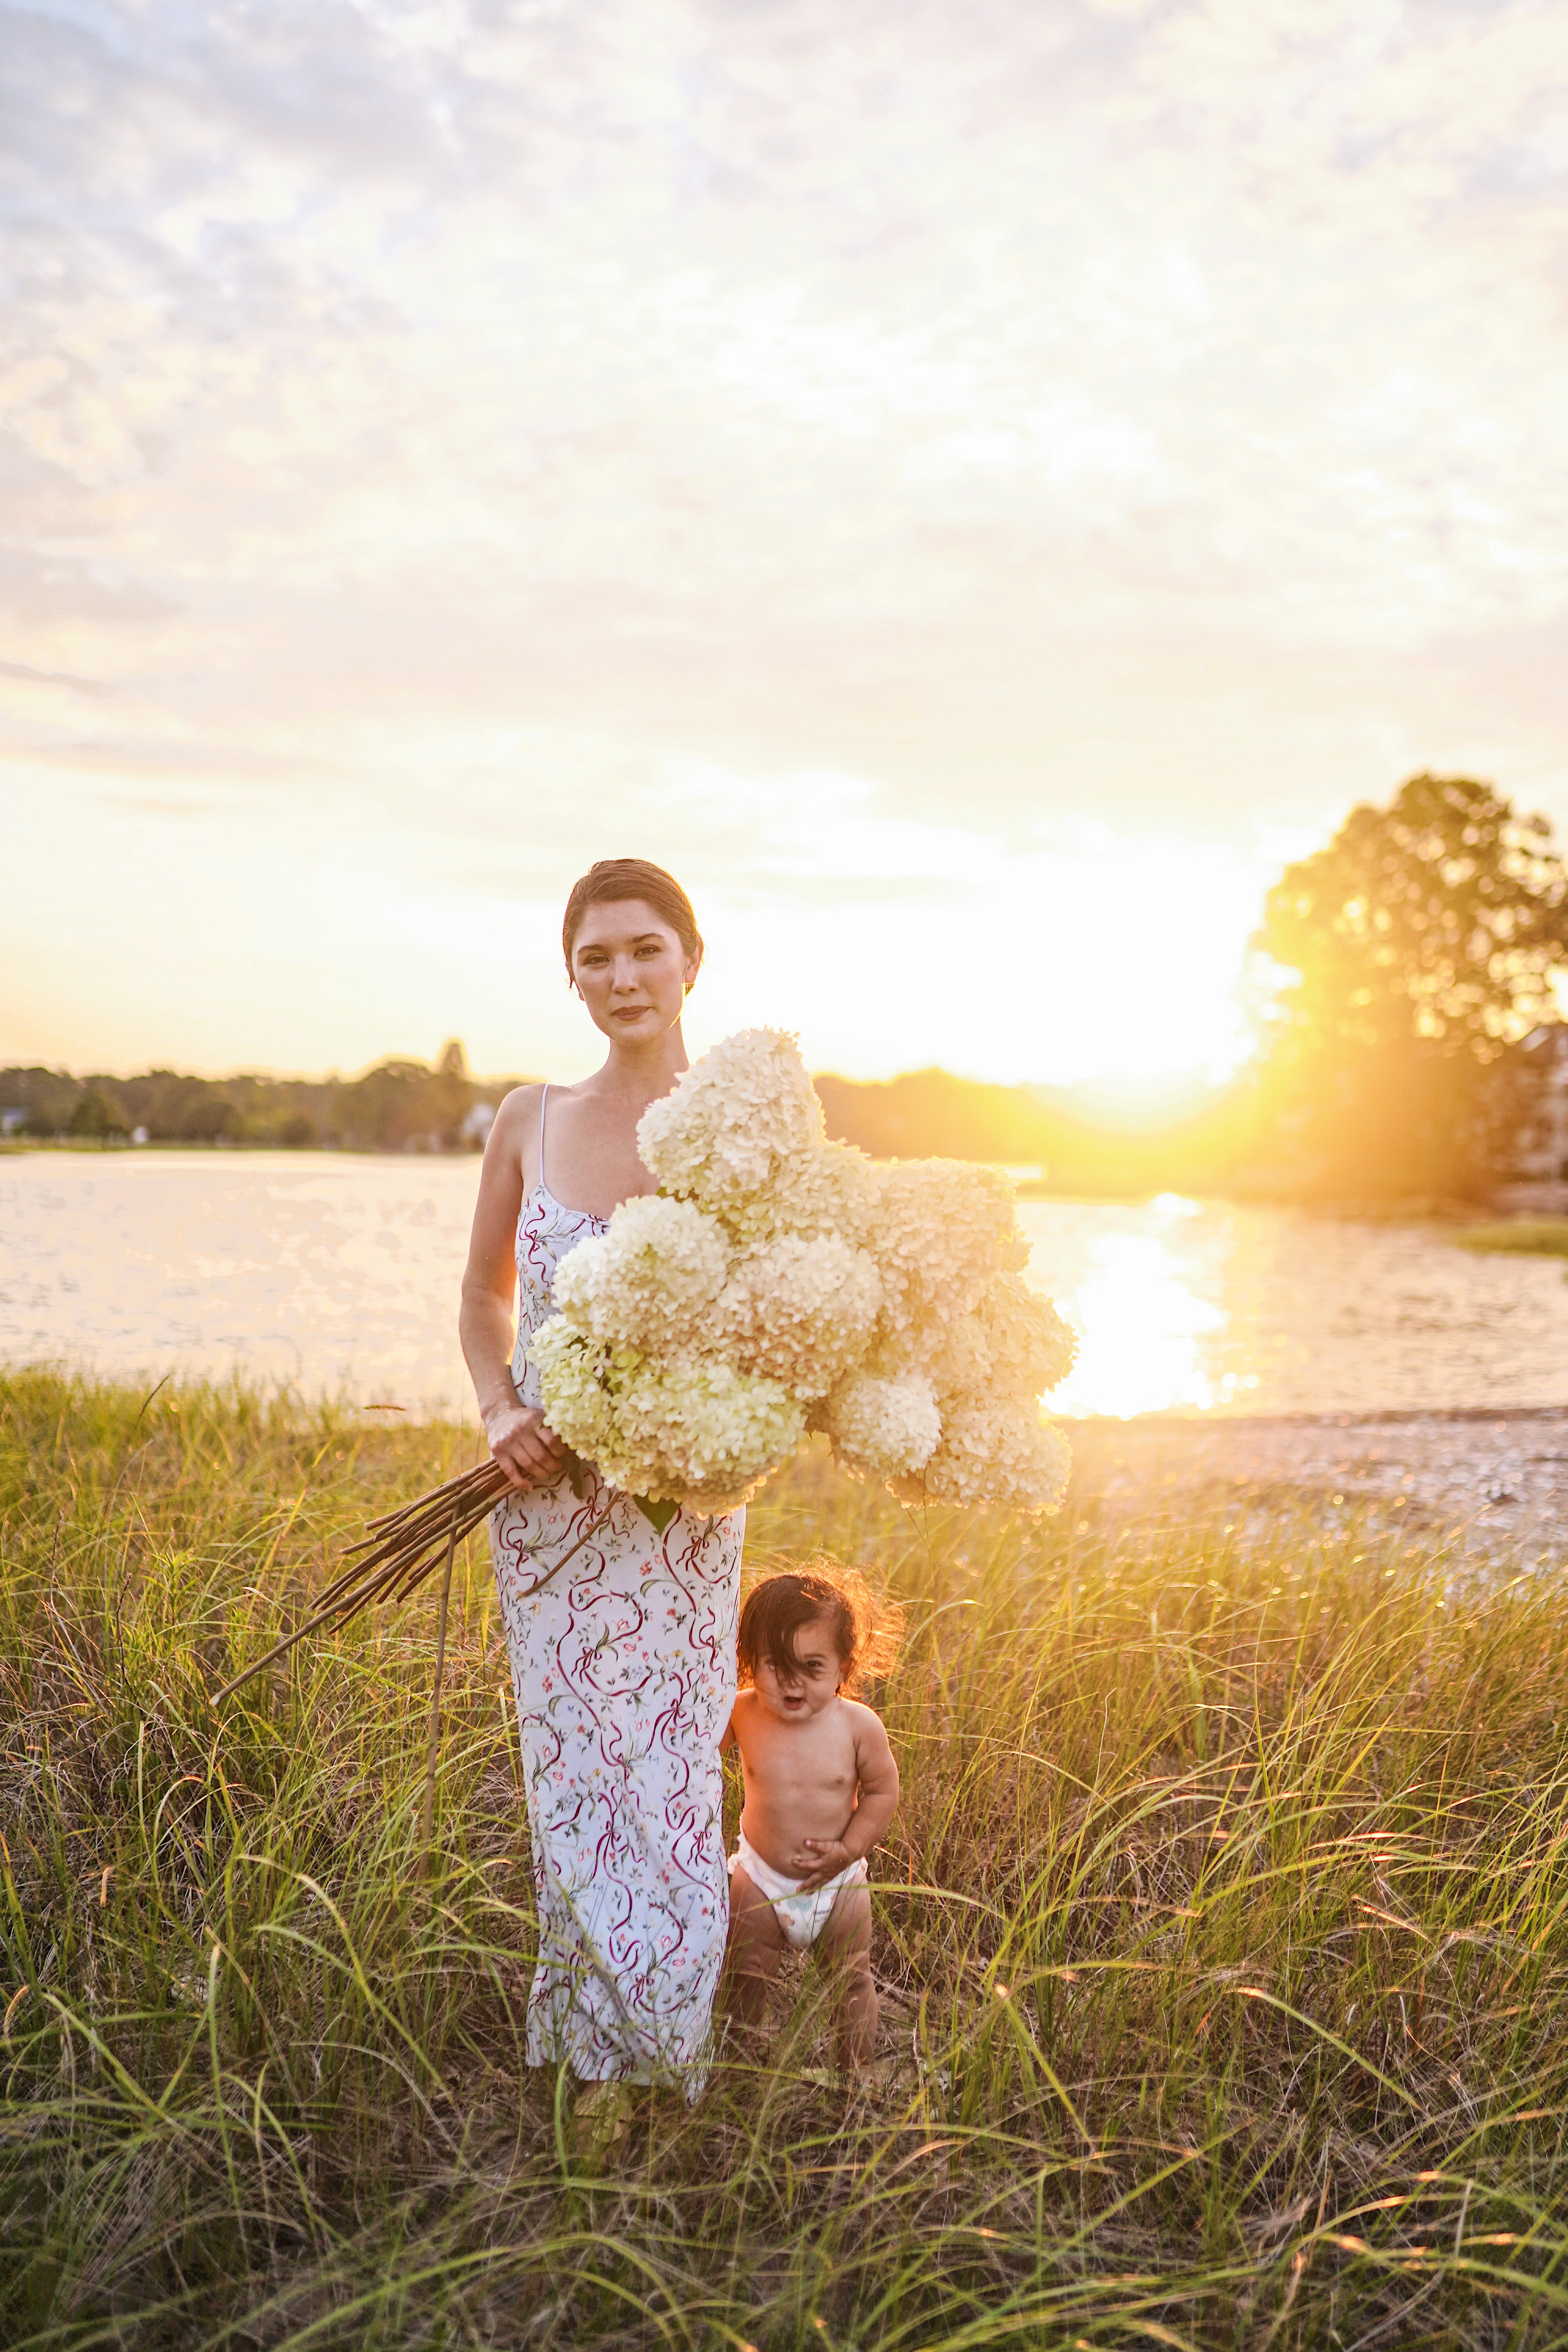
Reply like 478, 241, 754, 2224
210, 1458, 611, 1704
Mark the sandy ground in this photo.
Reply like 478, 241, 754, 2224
1064, 1406, 1568, 1565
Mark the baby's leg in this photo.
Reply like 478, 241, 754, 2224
724, 1865, 788, 2033
818, 1882, 875, 2071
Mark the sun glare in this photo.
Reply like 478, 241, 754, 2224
699, 822, 1271, 1099
1051, 1232, 1225, 1418
1018, 1194, 1267, 1420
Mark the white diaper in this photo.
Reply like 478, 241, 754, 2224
730, 1826, 869, 1952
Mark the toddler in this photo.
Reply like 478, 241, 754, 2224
724, 1560, 901, 2073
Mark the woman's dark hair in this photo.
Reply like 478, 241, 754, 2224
737, 1558, 902, 1696
561, 859, 703, 980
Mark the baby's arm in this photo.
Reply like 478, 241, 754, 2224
842, 1707, 899, 1859
796, 1704, 900, 1888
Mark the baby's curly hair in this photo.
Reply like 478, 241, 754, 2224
737, 1556, 903, 1696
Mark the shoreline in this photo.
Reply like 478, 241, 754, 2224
1067, 1401, 1568, 1562
1074, 1399, 1568, 1427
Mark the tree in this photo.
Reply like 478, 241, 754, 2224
67, 1088, 129, 1141
1260, 774, 1568, 1060
180, 1094, 243, 1144
432, 1039, 474, 1148
1254, 775, 1568, 1197
341, 1059, 434, 1150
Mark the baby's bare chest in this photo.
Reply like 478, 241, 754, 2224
740, 1711, 858, 1803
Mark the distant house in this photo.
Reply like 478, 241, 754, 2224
461, 1101, 497, 1149
0, 1108, 26, 1136
1493, 1024, 1568, 1210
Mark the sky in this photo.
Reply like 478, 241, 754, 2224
3, 0, 1566, 1095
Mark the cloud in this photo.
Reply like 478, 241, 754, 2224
3, 0, 1567, 1074
0, 659, 111, 697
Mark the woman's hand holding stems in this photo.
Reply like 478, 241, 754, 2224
483, 1394, 564, 1492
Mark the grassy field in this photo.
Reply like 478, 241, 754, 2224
5, 1370, 1568, 2349
1452, 1220, 1568, 1259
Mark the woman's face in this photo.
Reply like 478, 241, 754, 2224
570, 898, 700, 1044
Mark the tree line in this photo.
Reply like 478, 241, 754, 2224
9, 774, 1566, 1201
0, 1042, 524, 1154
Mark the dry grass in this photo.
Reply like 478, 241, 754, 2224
4, 1365, 1568, 2349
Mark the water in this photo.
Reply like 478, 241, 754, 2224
3, 1151, 1567, 1420
1026, 1193, 1568, 1418
0, 1151, 480, 1415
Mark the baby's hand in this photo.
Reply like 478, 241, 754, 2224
794, 1837, 855, 1891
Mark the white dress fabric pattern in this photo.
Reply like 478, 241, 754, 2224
490, 1108, 742, 2091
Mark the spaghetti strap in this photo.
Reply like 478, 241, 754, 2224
537, 1083, 550, 1196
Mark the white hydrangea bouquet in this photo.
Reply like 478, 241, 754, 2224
533, 1028, 1076, 1519
212, 1028, 1076, 1718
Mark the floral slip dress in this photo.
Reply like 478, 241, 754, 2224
489, 1087, 743, 2092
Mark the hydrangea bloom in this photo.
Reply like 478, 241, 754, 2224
535, 1027, 1074, 1518
530, 1318, 628, 1469
533, 1318, 802, 1512
978, 1273, 1078, 1397
616, 1354, 806, 1511
917, 1308, 994, 1403
826, 1368, 942, 1479
893, 1398, 1073, 1515
868, 1159, 1028, 1345
742, 1139, 882, 1251
717, 1232, 881, 1399
552, 1193, 728, 1354
637, 1028, 824, 1220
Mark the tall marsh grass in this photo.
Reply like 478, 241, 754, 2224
4, 1367, 1568, 2348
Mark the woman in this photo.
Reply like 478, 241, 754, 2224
459, 858, 740, 2116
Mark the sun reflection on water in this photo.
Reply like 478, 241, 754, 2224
1051, 1231, 1225, 1417
1019, 1192, 1258, 1419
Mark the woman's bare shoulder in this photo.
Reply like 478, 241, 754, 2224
494, 1081, 546, 1127
469, 1086, 545, 1210
489, 1082, 544, 1158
